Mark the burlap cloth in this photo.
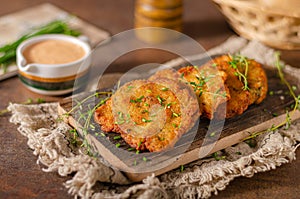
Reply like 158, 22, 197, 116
8, 36, 300, 199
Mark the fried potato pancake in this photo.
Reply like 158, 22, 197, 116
95, 78, 199, 152
209, 55, 268, 118
94, 55, 268, 152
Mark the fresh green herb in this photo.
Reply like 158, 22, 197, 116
142, 118, 152, 123
165, 103, 172, 109
172, 123, 178, 128
180, 165, 185, 172
89, 124, 95, 130
136, 150, 140, 154
69, 128, 80, 146
157, 95, 163, 105
212, 152, 226, 161
146, 89, 152, 93
115, 143, 121, 148
0, 20, 81, 73
284, 110, 292, 130
101, 132, 106, 137
172, 112, 180, 118
158, 136, 165, 141
127, 85, 134, 90
211, 63, 218, 67
228, 54, 250, 90
137, 141, 142, 148
180, 73, 185, 78
130, 95, 144, 103
61, 91, 112, 156
244, 138, 257, 148
143, 157, 147, 162
128, 147, 135, 151
209, 132, 216, 137
269, 91, 274, 96
141, 110, 149, 114
161, 87, 169, 91
114, 135, 122, 140
144, 103, 150, 107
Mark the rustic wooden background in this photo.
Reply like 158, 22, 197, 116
0, 0, 299, 198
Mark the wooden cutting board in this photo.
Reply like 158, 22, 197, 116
58, 67, 300, 182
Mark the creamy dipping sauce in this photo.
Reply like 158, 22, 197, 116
23, 39, 85, 64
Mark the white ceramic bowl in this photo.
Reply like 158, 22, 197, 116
16, 34, 91, 95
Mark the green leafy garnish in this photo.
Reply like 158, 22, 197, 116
0, 20, 81, 73
228, 54, 250, 90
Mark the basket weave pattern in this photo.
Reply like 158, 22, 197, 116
212, 0, 300, 50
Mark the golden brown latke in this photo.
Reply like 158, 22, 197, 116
177, 66, 229, 119
209, 55, 268, 119
94, 55, 268, 152
94, 78, 199, 152
149, 67, 229, 119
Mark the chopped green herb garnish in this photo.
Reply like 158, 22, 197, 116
127, 85, 134, 91
158, 136, 165, 141
157, 95, 163, 105
114, 135, 122, 140
146, 89, 152, 93
211, 63, 218, 67
115, 143, 121, 148
128, 147, 135, 151
141, 110, 149, 114
180, 165, 184, 172
212, 152, 226, 161
136, 150, 140, 154
269, 91, 274, 96
209, 132, 216, 137
101, 132, 106, 137
143, 157, 147, 162
172, 112, 180, 117
172, 123, 178, 128
161, 87, 169, 91
142, 118, 152, 123
165, 103, 172, 109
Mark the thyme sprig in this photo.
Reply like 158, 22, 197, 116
244, 52, 299, 140
228, 54, 250, 90
61, 91, 112, 156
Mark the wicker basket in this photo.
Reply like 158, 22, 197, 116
212, 0, 300, 50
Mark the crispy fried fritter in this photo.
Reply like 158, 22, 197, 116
149, 67, 229, 119
210, 55, 267, 118
245, 59, 268, 104
95, 78, 199, 152
177, 65, 229, 119
94, 55, 268, 152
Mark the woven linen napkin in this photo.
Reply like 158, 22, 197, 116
8, 36, 300, 199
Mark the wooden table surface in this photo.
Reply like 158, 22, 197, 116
0, 0, 299, 198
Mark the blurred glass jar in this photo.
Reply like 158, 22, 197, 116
134, 0, 183, 43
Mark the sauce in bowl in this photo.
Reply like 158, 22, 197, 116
23, 39, 86, 64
